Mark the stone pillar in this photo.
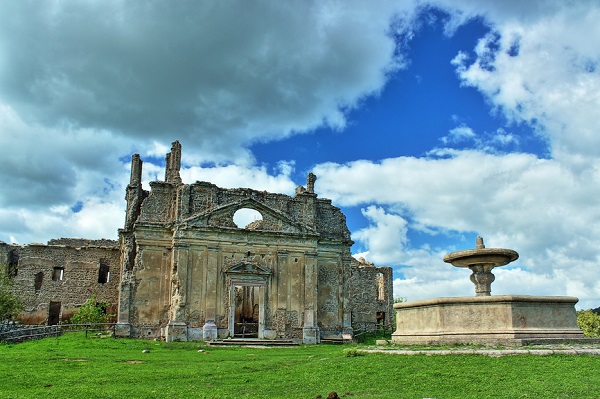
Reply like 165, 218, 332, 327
303, 252, 320, 344
277, 250, 289, 310
171, 245, 189, 320
341, 256, 353, 335
306, 172, 317, 194
124, 154, 144, 230
115, 280, 132, 337
130, 154, 142, 185
165, 141, 182, 184
204, 246, 219, 340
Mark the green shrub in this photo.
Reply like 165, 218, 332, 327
577, 309, 600, 337
0, 268, 23, 321
343, 348, 364, 357
69, 295, 114, 326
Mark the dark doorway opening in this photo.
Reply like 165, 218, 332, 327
48, 301, 61, 325
376, 311, 385, 327
34, 272, 44, 292
234, 285, 260, 338
98, 263, 110, 284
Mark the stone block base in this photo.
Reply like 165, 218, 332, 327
114, 323, 131, 338
165, 321, 188, 342
202, 321, 218, 341
302, 327, 320, 344
392, 295, 584, 346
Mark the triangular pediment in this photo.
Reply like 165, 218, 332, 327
180, 197, 315, 234
225, 260, 271, 275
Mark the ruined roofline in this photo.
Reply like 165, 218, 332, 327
130, 141, 321, 198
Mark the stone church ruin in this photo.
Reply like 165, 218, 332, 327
1, 141, 392, 343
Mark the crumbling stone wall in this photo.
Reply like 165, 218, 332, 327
116, 142, 393, 343
2, 141, 394, 341
0, 240, 120, 324
349, 257, 394, 332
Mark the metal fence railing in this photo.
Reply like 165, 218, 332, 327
0, 322, 117, 343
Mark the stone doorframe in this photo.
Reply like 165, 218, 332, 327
228, 279, 266, 339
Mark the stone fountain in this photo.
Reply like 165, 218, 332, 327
392, 236, 584, 345
443, 236, 518, 296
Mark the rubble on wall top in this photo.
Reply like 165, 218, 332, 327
47, 238, 119, 248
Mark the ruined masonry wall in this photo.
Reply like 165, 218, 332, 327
349, 259, 394, 332
0, 241, 120, 324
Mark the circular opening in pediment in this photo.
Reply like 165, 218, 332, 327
233, 208, 263, 229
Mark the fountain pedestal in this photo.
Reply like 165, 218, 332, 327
392, 237, 585, 345
392, 295, 584, 345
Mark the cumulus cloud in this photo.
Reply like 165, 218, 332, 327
352, 206, 409, 264
0, 0, 413, 243
2, 1, 600, 310
0, 1, 407, 161
446, 0, 600, 165
315, 149, 600, 307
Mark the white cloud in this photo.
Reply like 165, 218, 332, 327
446, 1, 600, 165
316, 149, 600, 307
2, 1, 600, 312
352, 206, 408, 264
0, 1, 409, 163
441, 124, 476, 144
180, 163, 296, 194
0, 1, 414, 243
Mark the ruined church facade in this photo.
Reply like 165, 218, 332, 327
2, 142, 393, 343
117, 142, 392, 343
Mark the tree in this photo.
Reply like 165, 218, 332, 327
69, 295, 113, 326
0, 268, 24, 322
577, 309, 600, 337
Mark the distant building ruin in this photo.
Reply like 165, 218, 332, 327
1, 141, 393, 343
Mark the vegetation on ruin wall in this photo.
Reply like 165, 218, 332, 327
1, 335, 600, 399
69, 295, 115, 326
0, 268, 23, 322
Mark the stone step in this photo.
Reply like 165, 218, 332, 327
320, 337, 352, 344
207, 339, 298, 346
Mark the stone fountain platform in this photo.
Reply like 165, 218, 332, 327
392, 294, 585, 346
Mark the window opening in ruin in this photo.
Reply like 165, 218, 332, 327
233, 208, 263, 229
233, 285, 260, 338
98, 263, 110, 284
34, 272, 44, 291
52, 267, 64, 281
376, 311, 385, 327
48, 301, 61, 325
376, 272, 385, 300
7, 250, 18, 277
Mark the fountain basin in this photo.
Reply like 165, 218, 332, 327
392, 295, 584, 345
443, 248, 518, 267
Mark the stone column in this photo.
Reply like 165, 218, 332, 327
203, 246, 219, 341
341, 256, 353, 335
115, 280, 132, 337
277, 250, 289, 310
303, 251, 319, 344
166, 245, 189, 342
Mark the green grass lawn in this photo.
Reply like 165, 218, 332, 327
1, 334, 599, 399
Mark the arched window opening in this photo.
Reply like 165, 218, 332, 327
233, 208, 263, 229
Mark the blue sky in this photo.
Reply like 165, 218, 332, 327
1, 1, 599, 308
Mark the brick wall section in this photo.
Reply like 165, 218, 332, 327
0, 240, 120, 324
349, 258, 394, 331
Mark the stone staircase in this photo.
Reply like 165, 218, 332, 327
207, 338, 298, 346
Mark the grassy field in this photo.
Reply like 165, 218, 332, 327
1, 334, 599, 399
